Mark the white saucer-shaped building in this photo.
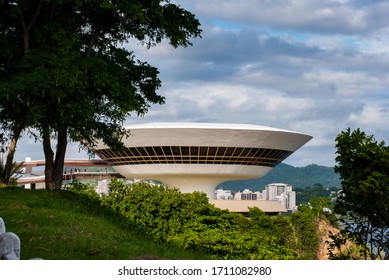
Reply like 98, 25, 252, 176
94, 123, 312, 198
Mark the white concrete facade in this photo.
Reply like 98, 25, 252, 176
265, 183, 296, 210
113, 164, 273, 198
94, 123, 312, 198
107, 122, 311, 150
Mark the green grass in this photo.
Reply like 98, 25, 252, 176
0, 187, 208, 260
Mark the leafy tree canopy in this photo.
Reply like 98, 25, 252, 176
0, 0, 201, 189
334, 128, 389, 259
294, 184, 338, 205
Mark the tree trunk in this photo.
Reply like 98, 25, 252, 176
43, 129, 68, 190
3, 123, 23, 184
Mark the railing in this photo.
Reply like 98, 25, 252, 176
16, 172, 124, 185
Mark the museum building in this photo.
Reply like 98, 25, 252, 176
94, 122, 312, 199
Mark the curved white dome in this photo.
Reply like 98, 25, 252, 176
94, 122, 312, 198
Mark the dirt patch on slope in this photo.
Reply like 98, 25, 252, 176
316, 219, 340, 260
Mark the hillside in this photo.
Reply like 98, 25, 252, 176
217, 163, 341, 191
1, 184, 334, 260
0, 188, 207, 260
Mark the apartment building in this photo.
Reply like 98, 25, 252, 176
227, 183, 296, 211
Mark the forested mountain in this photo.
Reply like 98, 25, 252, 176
217, 163, 341, 192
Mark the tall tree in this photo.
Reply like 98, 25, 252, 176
0, 0, 201, 189
0, 123, 24, 185
334, 128, 389, 259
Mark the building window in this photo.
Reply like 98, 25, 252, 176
95, 146, 293, 168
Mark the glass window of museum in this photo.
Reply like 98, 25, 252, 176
96, 146, 293, 167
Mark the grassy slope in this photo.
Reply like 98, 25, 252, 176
0, 188, 207, 260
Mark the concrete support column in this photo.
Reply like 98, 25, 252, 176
24, 157, 32, 189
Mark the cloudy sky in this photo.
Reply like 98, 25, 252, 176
15, 0, 389, 167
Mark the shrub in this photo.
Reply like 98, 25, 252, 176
290, 205, 320, 259
102, 180, 300, 259
64, 181, 100, 200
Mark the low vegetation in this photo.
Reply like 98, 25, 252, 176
1, 180, 337, 260
101, 180, 299, 259
72, 179, 335, 259
0, 186, 207, 260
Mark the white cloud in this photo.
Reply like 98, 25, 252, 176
178, 0, 389, 34
348, 102, 389, 128
302, 70, 383, 97
13, 0, 389, 168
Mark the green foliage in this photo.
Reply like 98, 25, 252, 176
327, 231, 365, 260
0, 160, 24, 187
0, 187, 205, 260
103, 181, 216, 241
310, 197, 331, 219
0, 0, 202, 189
295, 184, 339, 205
167, 210, 298, 260
309, 196, 338, 227
100, 178, 132, 212
64, 181, 100, 201
333, 128, 389, 259
1, 180, 326, 259
289, 205, 320, 259
102, 180, 321, 259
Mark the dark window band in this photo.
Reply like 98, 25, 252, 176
95, 146, 292, 168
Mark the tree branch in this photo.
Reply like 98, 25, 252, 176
19, 0, 43, 53
86, 29, 102, 57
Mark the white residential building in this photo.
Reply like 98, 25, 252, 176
215, 189, 234, 200
276, 191, 296, 211
230, 183, 296, 211
264, 183, 292, 200
265, 183, 295, 210
234, 189, 263, 200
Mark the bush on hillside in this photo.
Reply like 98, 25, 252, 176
101, 180, 300, 259
64, 181, 100, 200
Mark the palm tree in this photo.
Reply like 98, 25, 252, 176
0, 160, 24, 187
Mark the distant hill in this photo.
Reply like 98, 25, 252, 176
216, 163, 341, 192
